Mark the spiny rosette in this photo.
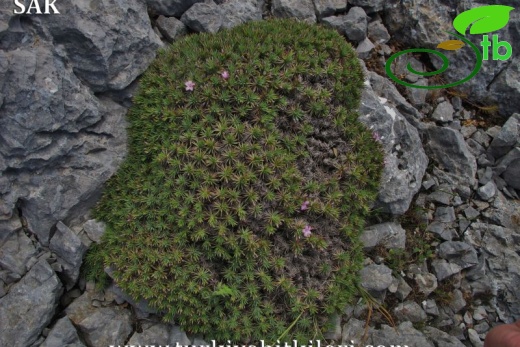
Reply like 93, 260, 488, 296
85, 19, 384, 343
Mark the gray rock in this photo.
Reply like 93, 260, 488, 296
358, 71, 428, 215
406, 79, 429, 107
427, 222, 457, 241
477, 181, 497, 201
467, 138, 486, 158
489, 114, 520, 158
348, 0, 385, 13
49, 222, 87, 289
76, 307, 133, 347
0, 37, 128, 245
181, 1, 222, 33
422, 326, 466, 347
487, 125, 502, 139
356, 37, 375, 59
468, 328, 484, 347
0, 280, 6, 298
495, 178, 520, 207
147, 0, 205, 17
449, 289, 467, 314
0, 228, 38, 277
367, 321, 434, 347
427, 186, 453, 205
193, 336, 209, 345
221, 0, 263, 29
425, 125, 477, 187
474, 321, 490, 334
41, 316, 86, 347
272, 0, 316, 23
472, 130, 492, 148
128, 323, 171, 345
503, 158, 520, 190
156, 16, 188, 43
395, 276, 413, 300
368, 17, 390, 44
393, 301, 427, 323
83, 219, 106, 244
491, 57, 520, 117
0, 259, 62, 346
341, 318, 366, 345
431, 101, 454, 123
313, 0, 347, 19
434, 206, 456, 223
422, 299, 440, 316
42, 0, 161, 92
360, 222, 406, 251
478, 166, 494, 185
495, 147, 520, 176
360, 264, 393, 293
438, 241, 478, 270
170, 325, 192, 345
415, 272, 438, 296
323, 314, 342, 340
431, 259, 462, 281
473, 306, 488, 321
65, 291, 98, 325
365, 68, 425, 127
462, 125, 478, 139
107, 283, 159, 315
344, 7, 368, 42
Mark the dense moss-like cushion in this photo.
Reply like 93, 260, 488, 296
86, 19, 383, 342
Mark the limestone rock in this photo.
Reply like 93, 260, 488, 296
147, 0, 205, 17
156, 16, 187, 43
221, 0, 263, 29
42, 0, 161, 92
425, 125, 477, 187
313, 0, 347, 19
0, 259, 62, 346
360, 264, 393, 293
272, 0, 316, 23
360, 222, 406, 250
76, 307, 133, 347
181, 1, 222, 33
50, 222, 87, 289
358, 71, 428, 215
41, 316, 86, 347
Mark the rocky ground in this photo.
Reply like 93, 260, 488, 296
0, 0, 519, 346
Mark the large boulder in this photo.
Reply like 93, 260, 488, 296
39, 0, 162, 92
0, 42, 128, 245
358, 70, 428, 215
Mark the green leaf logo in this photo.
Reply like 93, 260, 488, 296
453, 5, 514, 35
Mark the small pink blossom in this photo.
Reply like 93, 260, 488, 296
301, 200, 310, 211
185, 80, 195, 91
302, 225, 312, 238
221, 71, 229, 80
372, 131, 381, 142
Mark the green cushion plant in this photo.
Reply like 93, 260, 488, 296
85, 19, 384, 343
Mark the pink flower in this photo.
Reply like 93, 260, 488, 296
302, 225, 312, 238
372, 132, 381, 142
301, 200, 310, 211
185, 80, 195, 91
221, 70, 229, 80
